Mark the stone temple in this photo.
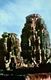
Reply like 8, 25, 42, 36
21, 14, 50, 65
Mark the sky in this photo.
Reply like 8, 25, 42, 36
0, 0, 51, 40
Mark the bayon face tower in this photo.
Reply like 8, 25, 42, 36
21, 14, 50, 65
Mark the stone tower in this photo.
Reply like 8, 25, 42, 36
21, 14, 50, 64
